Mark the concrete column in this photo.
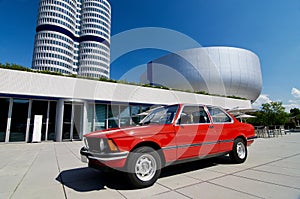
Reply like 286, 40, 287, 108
82, 101, 88, 136
25, 99, 32, 143
5, 98, 13, 143
45, 101, 50, 141
55, 99, 64, 142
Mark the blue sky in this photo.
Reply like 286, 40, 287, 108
0, 0, 299, 111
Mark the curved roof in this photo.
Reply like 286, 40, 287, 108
144, 47, 262, 102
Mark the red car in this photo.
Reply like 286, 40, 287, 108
80, 104, 256, 188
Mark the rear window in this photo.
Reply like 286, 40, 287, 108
207, 107, 232, 123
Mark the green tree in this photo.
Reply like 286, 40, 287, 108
247, 102, 289, 126
287, 108, 300, 128
290, 108, 300, 117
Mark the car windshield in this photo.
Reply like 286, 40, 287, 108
139, 105, 179, 125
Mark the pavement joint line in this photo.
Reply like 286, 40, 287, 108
156, 174, 205, 191
170, 152, 300, 196
110, 186, 126, 199
231, 173, 300, 191
206, 181, 265, 199
235, 152, 300, 175
156, 181, 178, 191
251, 168, 300, 178
63, 142, 81, 161
54, 143, 68, 199
173, 190, 193, 199
202, 152, 300, 184
167, 178, 206, 192
154, 189, 193, 199
115, 190, 127, 199
266, 163, 300, 171
9, 145, 43, 199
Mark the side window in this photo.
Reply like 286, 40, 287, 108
179, 106, 210, 124
208, 107, 232, 123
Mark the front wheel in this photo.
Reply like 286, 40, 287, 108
126, 147, 161, 188
229, 138, 247, 164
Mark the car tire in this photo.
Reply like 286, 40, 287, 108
126, 146, 161, 188
229, 138, 247, 164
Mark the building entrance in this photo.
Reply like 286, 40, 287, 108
62, 102, 83, 140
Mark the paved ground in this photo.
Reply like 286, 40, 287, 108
1, 134, 300, 199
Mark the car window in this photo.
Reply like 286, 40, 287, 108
140, 105, 179, 125
179, 106, 210, 124
207, 107, 232, 123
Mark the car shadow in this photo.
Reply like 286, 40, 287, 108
56, 156, 233, 192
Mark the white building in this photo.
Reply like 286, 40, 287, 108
143, 47, 262, 102
0, 69, 252, 143
32, 0, 111, 78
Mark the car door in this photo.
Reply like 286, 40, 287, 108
174, 105, 217, 160
207, 107, 235, 153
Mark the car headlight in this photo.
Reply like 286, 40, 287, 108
99, 139, 105, 151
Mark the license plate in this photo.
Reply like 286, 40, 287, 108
81, 155, 88, 163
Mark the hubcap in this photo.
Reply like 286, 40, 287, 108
236, 142, 246, 159
135, 154, 157, 182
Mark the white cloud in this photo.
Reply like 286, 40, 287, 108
284, 88, 300, 112
252, 94, 272, 109
253, 89, 300, 112
283, 103, 300, 113
291, 88, 300, 99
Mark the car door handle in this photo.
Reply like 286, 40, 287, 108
209, 126, 214, 129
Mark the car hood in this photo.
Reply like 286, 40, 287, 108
84, 124, 174, 139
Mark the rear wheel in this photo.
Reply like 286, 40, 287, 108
126, 147, 161, 188
229, 138, 247, 164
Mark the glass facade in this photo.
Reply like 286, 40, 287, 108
29, 100, 48, 142
95, 104, 107, 130
62, 102, 84, 140
0, 98, 9, 142
73, 104, 83, 140
0, 98, 58, 143
87, 103, 95, 132
85, 103, 156, 133
0, 95, 154, 143
62, 103, 72, 140
47, 101, 57, 141
9, 99, 29, 142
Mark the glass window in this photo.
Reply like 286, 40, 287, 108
208, 107, 232, 123
47, 101, 56, 141
0, 98, 10, 142
86, 103, 94, 132
95, 104, 107, 130
119, 105, 130, 127
62, 103, 72, 140
29, 100, 48, 142
140, 105, 179, 125
73, 104, 83, 140
130, 105, 141, 125
107, 104, 118, 128
9, 99, 29, 142
179, 106, 210, 125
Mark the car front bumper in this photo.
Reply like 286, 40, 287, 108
80, 147, 129, 168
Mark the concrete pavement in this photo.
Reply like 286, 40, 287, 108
1, 134, 300, 199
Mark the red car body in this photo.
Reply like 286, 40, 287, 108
81, 104, 256, 187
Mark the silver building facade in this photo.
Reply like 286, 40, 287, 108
32, 0, 111, 78
144, 47, 263, 102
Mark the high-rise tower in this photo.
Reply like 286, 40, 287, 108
32, 0, 111, 78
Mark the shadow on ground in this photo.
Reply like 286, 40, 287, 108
56, 156, 233, 192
